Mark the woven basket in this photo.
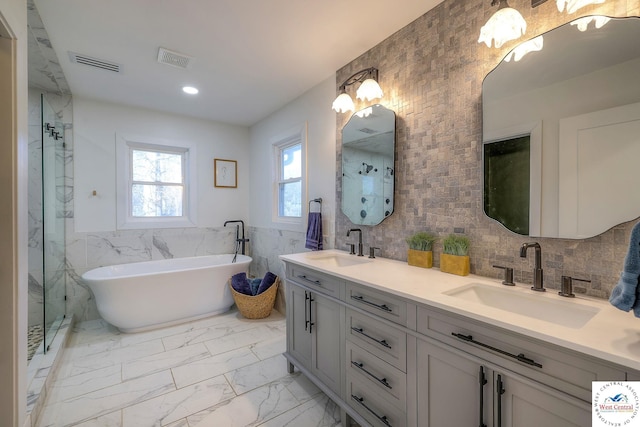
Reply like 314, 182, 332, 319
230, 277, 279, 319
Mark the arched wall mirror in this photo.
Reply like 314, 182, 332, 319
341, 104, 396, 225
482, 16, 640, 239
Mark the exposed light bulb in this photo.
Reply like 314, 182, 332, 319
478, 4, 527, 48
332, 92, 355, 113
356, 78, 384, 101
182, 86, 199, 95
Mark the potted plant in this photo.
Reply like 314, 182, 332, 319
406, 231, 438, 268
440, 234, 470, 276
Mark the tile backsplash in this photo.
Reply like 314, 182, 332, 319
335, 0, 639, 299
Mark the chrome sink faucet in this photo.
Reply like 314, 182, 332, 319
520, 242, 544, 292
347, 228, 364, 256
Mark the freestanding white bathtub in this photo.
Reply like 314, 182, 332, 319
82, 254, 251, 333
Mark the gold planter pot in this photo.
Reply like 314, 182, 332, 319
440, 253, 470, 276
407, 249, 433, 268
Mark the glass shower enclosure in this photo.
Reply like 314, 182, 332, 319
36, 94, 66, 355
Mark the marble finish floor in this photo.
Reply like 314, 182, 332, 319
36, 309, 342, 427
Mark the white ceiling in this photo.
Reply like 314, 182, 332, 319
33, 0, 443, 127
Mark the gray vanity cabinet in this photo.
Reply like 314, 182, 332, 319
282, 257, 632, 427
284, 265, 344, 397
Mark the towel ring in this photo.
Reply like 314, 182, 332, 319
309, 198, 322, 212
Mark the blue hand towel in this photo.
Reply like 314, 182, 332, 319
231, 272, 252, 296
609, 221, 640, 316
257, 271, 277, 295
249, 278, 262, 296
305, 212, 323, 251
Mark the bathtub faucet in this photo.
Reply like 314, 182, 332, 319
224, 220, 249, 255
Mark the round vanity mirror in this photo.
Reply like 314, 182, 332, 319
341, 104, 396, 226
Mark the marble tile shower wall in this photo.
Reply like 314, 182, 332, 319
335, 0, 639, 299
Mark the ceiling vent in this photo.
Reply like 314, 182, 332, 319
157, 47, 193, 69
68, 52, 121, 73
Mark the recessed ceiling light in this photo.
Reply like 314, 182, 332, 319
182, 86, 199, 95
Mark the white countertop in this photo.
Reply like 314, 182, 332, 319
280, 249, 640, 372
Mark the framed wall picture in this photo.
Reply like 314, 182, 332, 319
214, 158, 237, 188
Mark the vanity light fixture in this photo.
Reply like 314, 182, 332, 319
182, 86, 199, 95
332, 67, 383, 113
570, 15, 611, 31
478, 0, 527, 49
503, 35, 544, 62
557, 0, 605, 14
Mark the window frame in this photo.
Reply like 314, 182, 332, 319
271, 124, 307, 229
116, 134, 197, 229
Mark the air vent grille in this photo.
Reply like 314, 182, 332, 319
68, 52, 121, 73
157, 47, 192, 69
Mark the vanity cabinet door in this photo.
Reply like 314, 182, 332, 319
311, 291, 343, 395
417, 338, 492, 427
495, 370, 591, 427
287, 283, 312, 369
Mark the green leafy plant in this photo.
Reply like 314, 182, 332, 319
442, 234, 470, 256
406, 231, 438, 251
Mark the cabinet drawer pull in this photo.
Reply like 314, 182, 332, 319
351, 295, 393, 313
351, 394, 392, 427
351, 361, 392, 389
297, 275, 322, 286
351, 327, 392, 349
451, 333, 542, 369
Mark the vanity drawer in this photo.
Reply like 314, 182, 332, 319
346, 341, 406, 410
286, 264, 342, 299
346, 282, 408, 326
347, 308, 406, 372
347, 375, 406, 427
417, 306, 625, 402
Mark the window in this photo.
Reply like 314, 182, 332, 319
272, 124, 306, 226
278, 143, 302, 217
117, 135, 197, 229
131, 147, 185, 217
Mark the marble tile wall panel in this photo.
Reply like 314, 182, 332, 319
248, 226, 310, 314
334, 0, 639, 299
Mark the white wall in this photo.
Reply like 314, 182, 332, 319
249, 75, 337, 238
0, 0, 29, 425
248, 75, 336, 312
73, 97, 251, 232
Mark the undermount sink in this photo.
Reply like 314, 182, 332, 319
444, 282, 600, 329
304, 252, 372, 267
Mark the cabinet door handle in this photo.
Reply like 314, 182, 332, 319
304, 291, 309, 331
350, 295, 393, 313
351, 394, 392, 427
351, 361, 392, 389
496, 374, 505, 427
297, 275, 322, 286
351, 327, 391, 349
479, 366, 487, 427
451, 333, 542, 369
308, 294, 315, 334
